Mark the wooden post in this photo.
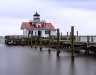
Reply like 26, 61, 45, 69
17, 36, 19, 45
87, 36, 90, 46
28, 32, 30, 46
76, 31, 79, 42
23, 36, 25, 46
35, 32, 37, 49
70, 32, 71, 41
30, 31, 33, 47
67, 32, 68, 41
61, 32, 62, 40
22, 36, 25, 46
57, 29, 60, 57
71, 26, 74, 61
79, 36, 81, 41
48, 30, 51, 53
85, 36, 89, 55
91, 36, 94, 42
40, 32, 42, 51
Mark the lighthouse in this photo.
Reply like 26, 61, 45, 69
21, 12, 56, 38
33, 12, 40, 22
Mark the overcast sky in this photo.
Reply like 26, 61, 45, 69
0, 0, 96, 36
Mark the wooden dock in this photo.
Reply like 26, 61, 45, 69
4, 35, 96, 56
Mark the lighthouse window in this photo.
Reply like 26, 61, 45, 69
31, 31, 33, 34
29, 31, 33, 34
45, 30, 49, 34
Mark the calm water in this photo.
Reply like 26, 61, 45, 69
0, 37, 96, 75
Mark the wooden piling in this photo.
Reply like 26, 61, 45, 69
79, 36, 81, 41
70, 32, 71, 41
61, 32, 62, 40
35, 32, 37, 49
57, 29, 60, 57
76, 31, 79, 42
17, 36, 19, 45
67, 32, 68, 40
40, 32, 42, 51
85, 36, 89, 55
30, 31, 33, 47
28, 32, 30, 46
48, 30, 51, 53
87, 36, 90, 46
91, 36, 94, 42
22, 36, 25, 46
71, 26, 74, 61
94, 47, 96, 56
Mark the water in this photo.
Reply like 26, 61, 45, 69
0, 37, 96, 75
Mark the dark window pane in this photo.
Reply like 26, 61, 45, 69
45, 30, 49, 34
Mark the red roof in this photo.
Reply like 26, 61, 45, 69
21, 22, 55, 30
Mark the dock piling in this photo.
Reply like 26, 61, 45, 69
35, 32, 37, 49
61, 32, 62, 40
57, 29, 60, 57
22, 36, 25, 46
17, 36, 19, 45
28, 32, 30, 46
67, 32, 68, 40
40, 32, 42, 51
76, 31, 79, 42
30, 31, 33, 48
79, 36, 81, 41
91, 36, 94, 42
85, 36, 90, 55
71, 26, 74, 61
48, 30, 51, 53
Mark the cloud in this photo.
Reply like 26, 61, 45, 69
0, 18, 26, 36
0, 0, 55, 18
0, 0, 96, 36
46, 7, 96, 35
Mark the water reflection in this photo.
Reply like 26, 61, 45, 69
0, 45, 96, 75
70, 61, 75, 75
55, 55, 75, 75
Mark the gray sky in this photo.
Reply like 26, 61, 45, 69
0, 0, 96, 36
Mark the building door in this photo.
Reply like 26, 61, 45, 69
38, 30, 41, 38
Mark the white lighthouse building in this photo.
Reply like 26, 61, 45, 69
21, 12, 56, 38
